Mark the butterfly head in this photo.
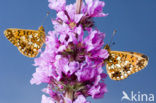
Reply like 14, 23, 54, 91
38, 25, 45, 32
104, 44, 111, 53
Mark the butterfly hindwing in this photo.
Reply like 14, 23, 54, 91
106, 51, 148, 80
4, 26, 45, 58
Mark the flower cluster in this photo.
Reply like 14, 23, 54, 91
30, 0, 108, 103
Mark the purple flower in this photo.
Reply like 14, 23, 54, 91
82, 0, 108, 17
30, 67, 51, 85
52, 3, 83, 32
84, 29, 105, 51
76, 63, 98, 82
41, 95, 55, 103
49, 0, 108, 30
48, 0, 66, 11
57, 10, 83, 29
64, 95, 90, 103
54, 57, 80, 77
88, 83, 107, 98
74, 95, 90, 103
42, 86, 64, 102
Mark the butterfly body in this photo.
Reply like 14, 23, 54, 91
104, 44, 148, 80
4, 26, 45, 58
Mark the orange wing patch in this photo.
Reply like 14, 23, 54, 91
4, 26, 45, 58
106, 51, 148, 80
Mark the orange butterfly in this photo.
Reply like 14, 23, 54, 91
104, 30, 148, 80
4, 26, 45, 58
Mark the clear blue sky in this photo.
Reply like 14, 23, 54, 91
0, 0, 156, 103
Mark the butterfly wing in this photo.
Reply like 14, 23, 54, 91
106, 51, 148, 80
4, 27, 45, 58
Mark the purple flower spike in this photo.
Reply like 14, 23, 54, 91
31, 0, 109, 103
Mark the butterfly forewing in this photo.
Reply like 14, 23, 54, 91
106, 51, 148, 80
4, 26, 45, 58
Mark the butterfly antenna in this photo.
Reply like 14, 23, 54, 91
41, 12, 50, 25
109, 29, 117, 47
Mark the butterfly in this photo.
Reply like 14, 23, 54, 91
104, 44, 149, 80
4, 26, 45, 58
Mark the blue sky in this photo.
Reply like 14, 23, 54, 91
0, 0, 156, 103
